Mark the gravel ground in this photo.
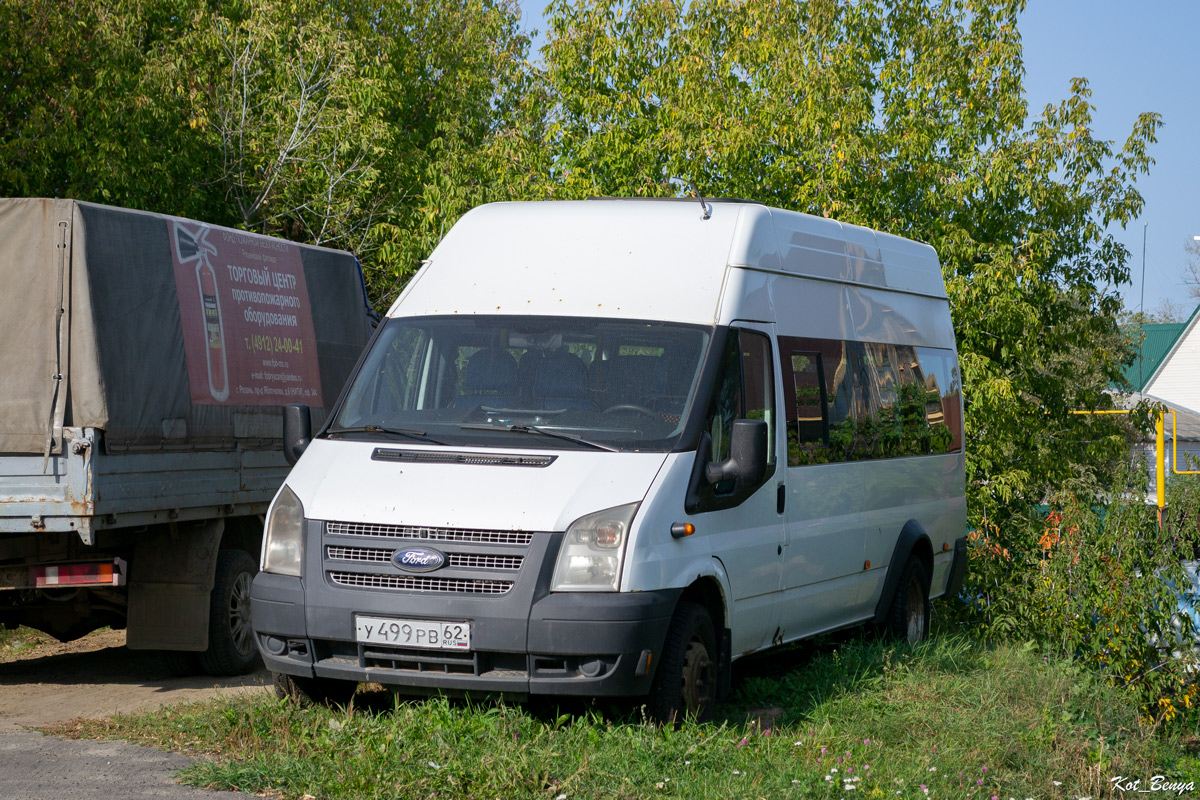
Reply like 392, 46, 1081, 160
0, 731, 253, 799
0, 629, 266, 798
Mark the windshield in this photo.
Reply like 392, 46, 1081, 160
331, 315, 711, 452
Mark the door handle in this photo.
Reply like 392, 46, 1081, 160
777, 483, 786, 514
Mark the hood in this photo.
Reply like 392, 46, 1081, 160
284, 438, 669, 532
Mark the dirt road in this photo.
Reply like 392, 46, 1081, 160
0, 629, 270, 732
0, 630, 266, 798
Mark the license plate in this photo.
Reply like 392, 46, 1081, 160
354, 615, 471, 650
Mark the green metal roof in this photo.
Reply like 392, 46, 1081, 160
1121, 305, 1200, 391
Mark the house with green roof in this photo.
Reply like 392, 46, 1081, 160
1122, 305, 1200, 411
1121, 305, 1200, 479
1122, 305, 1200, 399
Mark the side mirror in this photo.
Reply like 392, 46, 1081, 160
283, 404, 312, 466
705, 419, 768, 486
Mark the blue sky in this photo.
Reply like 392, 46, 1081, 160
514, 1, 1200, 317
1021, 1, 1200, 318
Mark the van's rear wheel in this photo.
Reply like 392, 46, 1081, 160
648, 602, 717, 724
886, 558, 930, 645
200, 550, 259, 676
274, 672, 358, 707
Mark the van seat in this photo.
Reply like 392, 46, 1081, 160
454, 347, 518, 408
534, 350, 592, 410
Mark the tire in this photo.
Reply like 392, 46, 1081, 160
648, 601, 718, 724
274, 672, 358, 708
161, 649, 202, 677
200, 549, 259, 676
886, 557, 930, 645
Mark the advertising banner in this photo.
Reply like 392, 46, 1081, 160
169, 219, 323, 407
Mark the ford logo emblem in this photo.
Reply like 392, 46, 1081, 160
393, 547, 446, 573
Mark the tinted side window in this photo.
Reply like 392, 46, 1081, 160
780, 336, 849, 465
782, 349, 826, 465
915, 347, 963, 453
791, 353, 826, 442
778, 336, 961, 464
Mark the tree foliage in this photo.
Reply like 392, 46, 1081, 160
0, 0, 532, 300
341, 0, 533, 298
162, 0, 388, 248
0, 0, 228, 221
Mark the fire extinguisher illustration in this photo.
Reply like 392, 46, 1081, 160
173, 222, 229, 401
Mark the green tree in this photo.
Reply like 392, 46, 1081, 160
522, 0, 1158, 523
0, 0, 227, 221
162, 0, 388, 247
0, 0, 532, 306
345, 0, 534, 301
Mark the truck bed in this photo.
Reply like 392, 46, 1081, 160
1, 428, 288, 544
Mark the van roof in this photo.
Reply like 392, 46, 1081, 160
390, 200, 946, 325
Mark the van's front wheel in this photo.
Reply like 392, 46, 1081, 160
886, 558, 930, 645
648, 602, 717, 724
274, 672, 358, 707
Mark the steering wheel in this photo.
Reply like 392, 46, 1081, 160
602, 404, 662, 421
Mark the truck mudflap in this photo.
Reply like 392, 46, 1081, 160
251, 569, 681, 697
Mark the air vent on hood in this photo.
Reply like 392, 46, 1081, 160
371, 448, 556, 467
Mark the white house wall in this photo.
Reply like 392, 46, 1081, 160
1144, 313, 1200, 415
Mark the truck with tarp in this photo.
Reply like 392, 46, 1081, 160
0, 198, 374, 674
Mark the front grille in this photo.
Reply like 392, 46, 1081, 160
362, 645, 479, 675
329, 571, 513, 595
327, 546, 391, 563
326, 521, 534, 546
323, 519, 539, 598
326, 546, 523, 571
449, 553, 523, 571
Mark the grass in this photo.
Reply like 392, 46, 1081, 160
46, 634, 1200, 799
0, 625, 47, 657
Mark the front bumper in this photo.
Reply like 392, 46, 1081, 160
251, 570, 680, 697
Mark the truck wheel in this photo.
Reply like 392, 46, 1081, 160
886, 557, 930, 645
648, 601, 717, 724
200, 549, 259, 676
161, 650, 202, 677
274, 672, 358, 707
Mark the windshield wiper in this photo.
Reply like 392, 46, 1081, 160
326, 425, 447, 445
459, 423, 618, 452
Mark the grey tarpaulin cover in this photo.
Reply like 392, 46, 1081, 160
0, 199, 374, 454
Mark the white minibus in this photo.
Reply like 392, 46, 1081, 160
251, 198, 968, 721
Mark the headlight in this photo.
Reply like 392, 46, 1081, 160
262, 485, 304, 576
551, 503, 639, 592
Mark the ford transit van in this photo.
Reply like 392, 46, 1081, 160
250, 198, 968, 721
